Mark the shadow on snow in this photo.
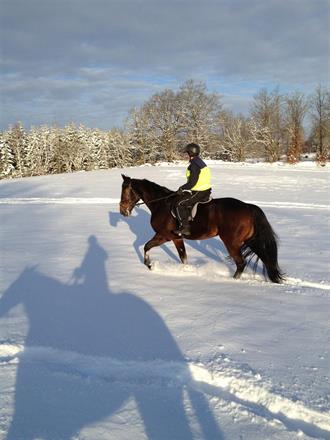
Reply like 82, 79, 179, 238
0, 235, 223, 440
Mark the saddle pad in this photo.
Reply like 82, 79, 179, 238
171, 196, 212, 219
191, 196, 212, 218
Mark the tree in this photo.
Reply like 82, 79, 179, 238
177, 80, 222, 155
107, 129, 132, 168
127, 80, 223, 162
127, 107, 158, 164
25, 125, 59, 176
310, 85, 330, 163
218, 112, 251, 162
55, 123, 89, 173
5, 122, 27, 176
0, 132, 15, 178
86, 128, 107, 170
284, 92, 308, 163
250, 88, 284, 162
143, 89, 182, 161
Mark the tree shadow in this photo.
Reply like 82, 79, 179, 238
0, 235, 223, 439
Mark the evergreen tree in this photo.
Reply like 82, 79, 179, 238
0, 133, 15, 177
5, 122, 27, 176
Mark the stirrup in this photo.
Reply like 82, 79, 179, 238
174, 225, 191, 236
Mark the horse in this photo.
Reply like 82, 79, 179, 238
119, 175, 284, 283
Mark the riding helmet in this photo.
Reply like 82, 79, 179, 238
184, 143, 200, 156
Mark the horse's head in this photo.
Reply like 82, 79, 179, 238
119, 174, 141, 216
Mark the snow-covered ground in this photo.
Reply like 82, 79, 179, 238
0, 161, 329, 440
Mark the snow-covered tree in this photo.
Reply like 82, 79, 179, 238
250, 88, 284, 162
0, 132, 15, 178
25, 126, 44, 176
218, 112, 251, 162
5, 122, 27, 176
127, 108, 157, 164
177, 80, 222, 155
25, 125, 60, 176
55, 123, 89, 173
143, 89, 182, 162
87, 128, 108, 169
108, 128, 132, 168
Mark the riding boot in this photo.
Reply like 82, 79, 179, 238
174, 204, 192, 236
180, 221, 191, 236
174, 220, 191, 236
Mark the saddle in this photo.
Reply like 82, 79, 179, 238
171, 196, 212, 220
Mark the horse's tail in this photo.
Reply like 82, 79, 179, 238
243, 204, 285, 283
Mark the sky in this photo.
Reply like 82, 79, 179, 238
0, 0, 329, 130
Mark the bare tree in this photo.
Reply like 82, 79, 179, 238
144, 89, 182, 161
218, 111, 251, 162
127, 107, 158, 164
284, 92, 308, 163
310, 85, 330, 163
127, 80, 222, 162
250, 88, 284, 162
177, 80, 222, 155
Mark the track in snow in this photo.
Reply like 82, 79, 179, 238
0, 197, 329, 211
0, 343, 329, 439
151, 261, 330, 294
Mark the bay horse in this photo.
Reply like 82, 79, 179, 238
119, 175, 284, 283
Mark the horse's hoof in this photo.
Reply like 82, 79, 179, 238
144, 261, 152, 270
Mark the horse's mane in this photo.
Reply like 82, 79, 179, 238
133, 178, 174, 196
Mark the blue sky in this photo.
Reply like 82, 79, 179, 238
0, 0, 329, 130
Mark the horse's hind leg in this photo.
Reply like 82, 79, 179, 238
172, 238, 187, 264
144, 233, 168, 269
222, 238, 246, 279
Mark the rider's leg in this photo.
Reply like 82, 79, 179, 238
174, 193, 193, 235
174, 190, 211, 236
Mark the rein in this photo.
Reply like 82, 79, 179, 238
135, 192, 176, 207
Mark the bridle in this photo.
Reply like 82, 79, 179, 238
127, 183, 176, 208
135, 193, 176, 207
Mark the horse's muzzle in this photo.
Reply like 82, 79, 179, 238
119, 203, 131, 216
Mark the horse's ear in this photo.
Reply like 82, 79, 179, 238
121, 174, 130, 181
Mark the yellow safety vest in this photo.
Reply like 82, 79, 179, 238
186, 166, 211, 191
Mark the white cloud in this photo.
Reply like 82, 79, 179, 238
0, 0, 329, 128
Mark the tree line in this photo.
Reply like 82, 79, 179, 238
1, 80, 329, 179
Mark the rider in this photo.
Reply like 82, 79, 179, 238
174, 143, 212, 236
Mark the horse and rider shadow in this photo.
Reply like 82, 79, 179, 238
109, 207, 229, 266
0, 235, 223, 440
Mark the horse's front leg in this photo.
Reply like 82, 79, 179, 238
144, 233, 168, 269
172, 238, 187, 264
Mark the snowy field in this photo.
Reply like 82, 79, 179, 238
0, 161, 329, 440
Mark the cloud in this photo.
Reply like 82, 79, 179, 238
0, 0, 329, 128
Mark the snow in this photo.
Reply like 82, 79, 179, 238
0, 161, 329, 440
